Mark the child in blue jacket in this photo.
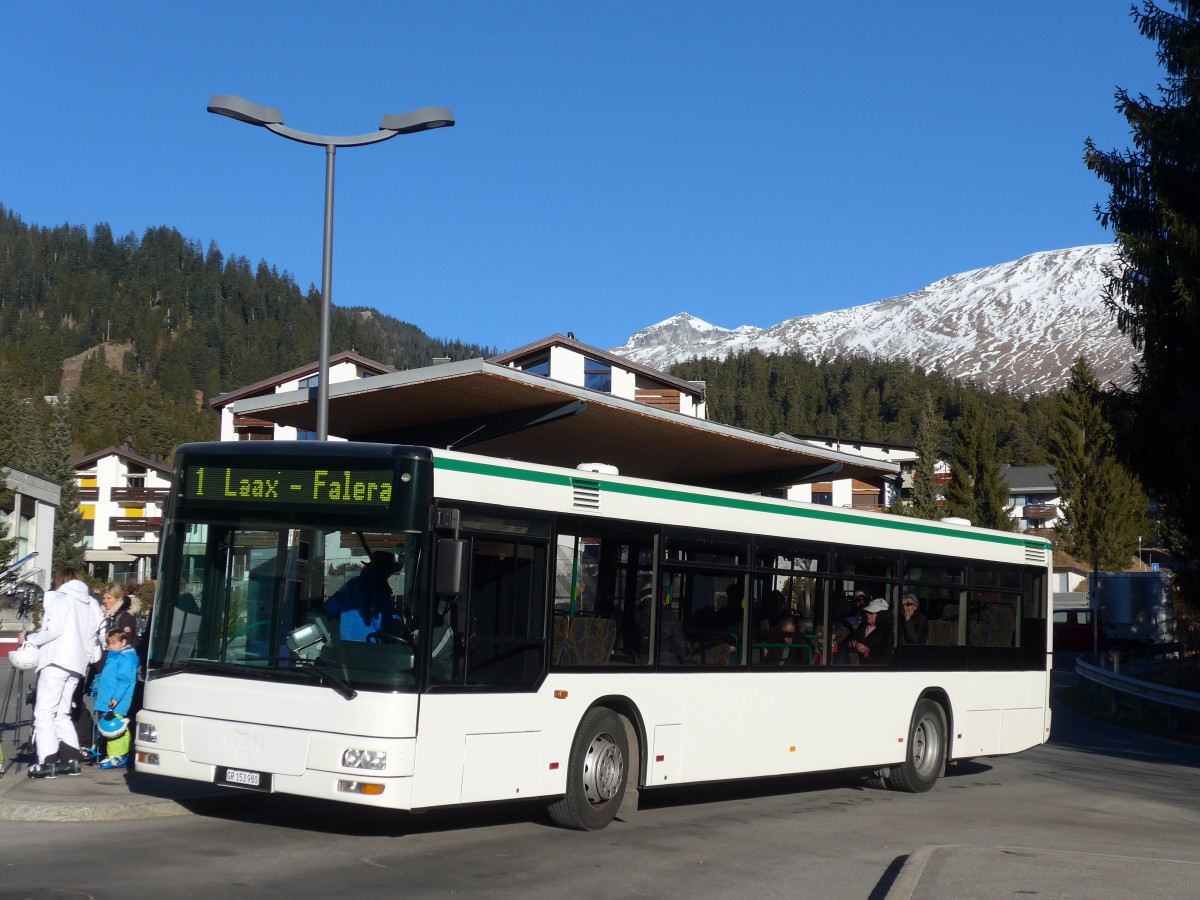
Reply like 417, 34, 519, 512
93, 628, 139, 768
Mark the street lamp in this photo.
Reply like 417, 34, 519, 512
207, 94, 454, 439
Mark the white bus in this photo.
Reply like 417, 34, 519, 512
135, 440, 1052, 830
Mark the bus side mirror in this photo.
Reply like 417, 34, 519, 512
436, 539, 468, 596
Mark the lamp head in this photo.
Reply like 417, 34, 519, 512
207, 94, 284, 127
380, 107, 455, 134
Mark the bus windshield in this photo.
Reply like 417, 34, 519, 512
148, 442, 437, 693
152, 522, 429, 692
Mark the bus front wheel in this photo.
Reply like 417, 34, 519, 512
548, 707, 628, 831
886, 699, 946, 793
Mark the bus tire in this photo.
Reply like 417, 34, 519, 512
547, 707, 628, 831
886, 699, 946, 793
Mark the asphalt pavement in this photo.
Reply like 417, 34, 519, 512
1, 651, 1195, 900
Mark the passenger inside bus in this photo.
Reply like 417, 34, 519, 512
846, 597, 892, 665
324, 550, 403, 642
634, 587, 689, 664
760, 615, 806, 665
897, 593, 929, 645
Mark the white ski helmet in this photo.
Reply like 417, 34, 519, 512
8, 642, 38, 671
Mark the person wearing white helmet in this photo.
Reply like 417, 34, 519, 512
18, 568, 104, 779
847, 597, 893, 666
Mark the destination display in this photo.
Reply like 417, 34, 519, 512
182, 465, 396, 508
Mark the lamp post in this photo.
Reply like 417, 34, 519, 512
207, 94, 454, 439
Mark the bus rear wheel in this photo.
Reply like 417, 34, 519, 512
548, 707, 628, 831
886, 699, 946, 793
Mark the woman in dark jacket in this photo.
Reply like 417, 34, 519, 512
847, 598, 892, 665
94, 583, 139, 673
897, 593, 930, 645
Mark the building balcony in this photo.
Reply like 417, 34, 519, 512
79, 488, 99, 502
1023, 504, 1058, 520
111, 487, 169, 503
112, 517, 163, 533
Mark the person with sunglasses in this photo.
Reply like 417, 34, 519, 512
847, 598, 892, 665
897, 593, 929, 645
762, 615, 804, 666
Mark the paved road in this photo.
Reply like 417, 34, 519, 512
0, 656, 1197, 899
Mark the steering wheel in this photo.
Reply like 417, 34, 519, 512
366, 631, 411, 645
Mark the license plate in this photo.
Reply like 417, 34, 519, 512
216, 766, 271, 792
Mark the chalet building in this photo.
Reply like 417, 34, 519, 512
775, 434, 951, 513
75, 445, 171, 583
0, 465, 59, 591
1001, 465, 1063, 533
209, 350, 396, 442
225, 335, 897, 494
491, 334, 707, 418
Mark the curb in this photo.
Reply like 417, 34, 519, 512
884, 845, 936, 900
0, 764, 243, 823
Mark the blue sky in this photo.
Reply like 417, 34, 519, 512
1, 2, 1164, 354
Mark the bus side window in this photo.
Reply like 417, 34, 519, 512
462, 538, 547, 686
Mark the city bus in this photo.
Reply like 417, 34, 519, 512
135, 440, 1052, 830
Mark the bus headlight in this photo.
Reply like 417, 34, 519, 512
137, 722, 158, 743
342, 748, 387, 770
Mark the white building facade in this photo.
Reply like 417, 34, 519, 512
211, 351, 396, 442
1, 465, 59, 591
76, 446, 172, 583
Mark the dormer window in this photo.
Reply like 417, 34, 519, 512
584, 358, 611, 393
522, 354, 550, 377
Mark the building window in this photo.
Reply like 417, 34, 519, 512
812, 492, 833, 506
298, 375, 319, 389
297, 429, 318, 441
584, 358, 612, 393
522, 355, 550, 377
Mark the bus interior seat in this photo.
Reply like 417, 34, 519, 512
970, 602, 1017, 647
557, 616, 617, 666
927, 619, 957, 646
551, 612, 570, 663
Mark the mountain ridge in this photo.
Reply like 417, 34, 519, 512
610, 245, 1135, 395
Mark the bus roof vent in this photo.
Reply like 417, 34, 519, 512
571, 477, 602, 511
1024, 541, 1048, 565
577, 462, 619, 476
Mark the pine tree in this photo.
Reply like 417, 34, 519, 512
911, 391, 942, 520
944, 397, 1015, 531
43, 397, 87, 574
1047, 357, 1149, 570
1084, 1, 1200, 563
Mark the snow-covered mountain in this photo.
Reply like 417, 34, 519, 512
610, 245, 1136, 395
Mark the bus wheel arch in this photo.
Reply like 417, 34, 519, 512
548, 701, 641, 831
886, 695, 949, 793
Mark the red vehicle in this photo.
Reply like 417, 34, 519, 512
1053, 607, 1102, 652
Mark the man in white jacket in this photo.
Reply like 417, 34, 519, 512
19, 568, 104, 778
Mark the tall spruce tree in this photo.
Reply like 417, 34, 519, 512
43, 397, 87, 574
944, 397, 1014, 531
911, 391, 943, 520
1084, 1, 1200, 564
1048, 357, 1149, 570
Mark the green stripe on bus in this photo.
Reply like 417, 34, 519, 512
434, 456, 1043, 550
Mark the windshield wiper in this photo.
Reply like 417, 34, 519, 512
296, 662, 358, 700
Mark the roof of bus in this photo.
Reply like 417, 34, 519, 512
230, 358, 899, 492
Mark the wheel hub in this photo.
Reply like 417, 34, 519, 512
582, 732, 624, 804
